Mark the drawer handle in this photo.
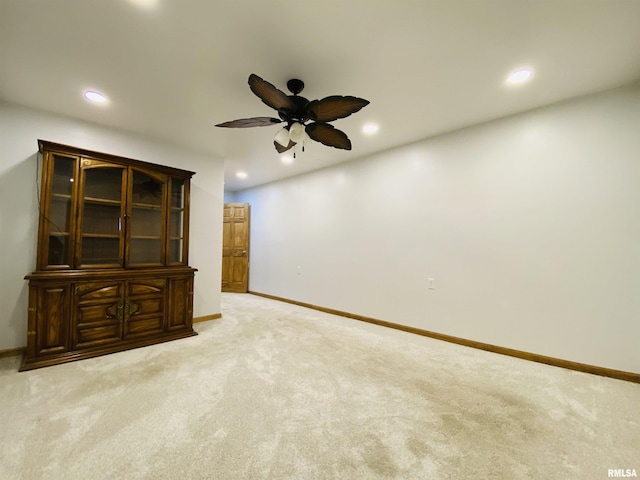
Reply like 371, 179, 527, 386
124, 300, 139, 321
107, 300, 139, 321
106, 301, 124, 320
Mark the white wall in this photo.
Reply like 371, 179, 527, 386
223, 191, 236, 203
0, 101, 225, 350
235, 84, 640, 374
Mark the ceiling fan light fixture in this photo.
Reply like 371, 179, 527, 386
274, 127, 290, 147
288, 122, 306, 143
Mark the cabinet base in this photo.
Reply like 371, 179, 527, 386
19, 329, 197, 372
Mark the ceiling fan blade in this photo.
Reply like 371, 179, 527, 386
306, 96, 370, 122
249, 74, 296, 112
216, 117, 282, 128
306, 122, 352, 150
274, 140, 296, 153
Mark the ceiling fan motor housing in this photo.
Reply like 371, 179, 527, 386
280, 95, 311, 124
286, 78, 305, 95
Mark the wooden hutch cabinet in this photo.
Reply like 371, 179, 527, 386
21, 140, 197, 371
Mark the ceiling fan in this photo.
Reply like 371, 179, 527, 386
216, 74, 370, 155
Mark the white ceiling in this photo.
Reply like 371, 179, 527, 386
1, 0, 639, 192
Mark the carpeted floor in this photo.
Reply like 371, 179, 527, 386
1, 293, 638, 479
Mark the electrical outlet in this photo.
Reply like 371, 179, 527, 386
297, 266, 302, 275
428, 277, 435, 290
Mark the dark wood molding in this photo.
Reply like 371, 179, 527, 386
249, 291, 640, 384
38, 139, 196, 177
25, 267, 198, 282
193, 313, 222, 323
6, 313, 218, 364
0, 347, 26, 359
19, 330, 197, 371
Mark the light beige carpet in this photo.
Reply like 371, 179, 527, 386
1, 293, 638, 479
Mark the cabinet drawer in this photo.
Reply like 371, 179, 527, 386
127, 279, 165, 296
132, 297, 164, 316
75, 324, 123, 349
125, 296, 165, 338
77, 302, 121, 324
125, 315, 164, 337
76, 282, 122, 301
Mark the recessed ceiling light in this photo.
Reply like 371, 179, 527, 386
236, 171, 248, 179
506, 69, 533, 85
362, 122, 379, 135
128, 0, 158, 9
281, 156, 294, 165
83, 90, 108, 104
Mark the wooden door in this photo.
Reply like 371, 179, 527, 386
222, 203, 250, 293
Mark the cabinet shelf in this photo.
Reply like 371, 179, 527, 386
80, 258, 121, 265
132, 202, 162, 209
82, 233, 120, 239
83, 197, 121, 206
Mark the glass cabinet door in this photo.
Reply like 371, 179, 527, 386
36, 142, 194, 273
128, 169, 166, 266
79, 164, 126, 267
45, 154, 76, 267
169, 177, 187, 264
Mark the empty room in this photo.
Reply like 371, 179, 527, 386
1, 1, 639, 479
